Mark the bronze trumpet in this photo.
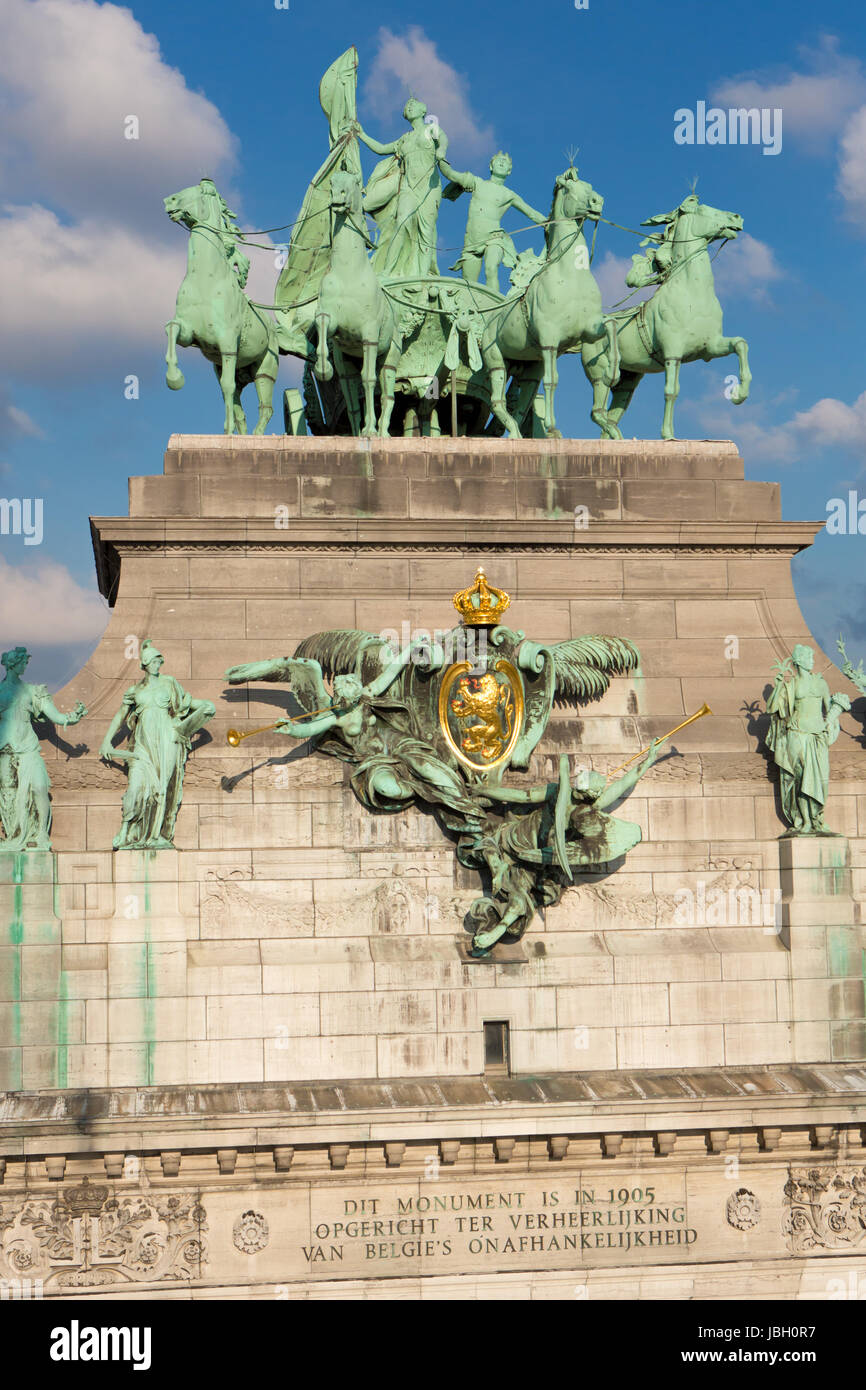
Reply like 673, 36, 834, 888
226, 702, 336, 747
606, 703, 712, 778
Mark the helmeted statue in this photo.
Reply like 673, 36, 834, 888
99, 639, 215, 850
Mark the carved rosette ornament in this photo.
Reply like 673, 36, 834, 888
233, 1210, 269, 1255
726, 1188, 761, 1231
0, 1179, 208, 1288
783, 1168, 866, 1252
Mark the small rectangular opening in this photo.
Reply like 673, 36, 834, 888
483, 1020, 510, 1075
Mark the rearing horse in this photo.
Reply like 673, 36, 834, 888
582, 194, 751, 439
481, 168, 618, 438
164, 178, 279, 435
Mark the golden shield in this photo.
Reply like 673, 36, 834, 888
437, 659, 524, 772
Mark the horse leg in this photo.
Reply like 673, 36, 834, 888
707, 334, 751, 404
251, 340, 278, 435
604, 319, 620, 389
333, 343, 362, 437
165, 319, 185, 390
541, 346, 561, 438
482, 341, 522, 438
606, 370, 642, 434
314, 313, 333, 382
661, 358, 681, 440
360, 340, 377, 436
378, 341, 400, 438
218, 351, 238, 435
506, 366, 542, 436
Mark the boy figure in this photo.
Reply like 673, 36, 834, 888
439, 151, 547, 292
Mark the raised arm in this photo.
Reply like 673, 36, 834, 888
596, 739, 661, 810
275, 710, 337, 739
39, 696, 86, 728
508, 191, 546, 224
438, 159, 475, 191
366, 636, 445, 698
356, 125, 398, 156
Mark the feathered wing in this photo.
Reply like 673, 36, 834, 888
225, 656, 330, 715
549, 635, 640, 705
293, 630, 393, 685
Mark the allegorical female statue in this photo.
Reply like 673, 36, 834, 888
356, 98, 448, 278
99, 639, 215, 849
765, 643, 851, 835
0, 646, 87, 851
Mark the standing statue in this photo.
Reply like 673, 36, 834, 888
439, 151, 547, 292
481, 167, 619, 438
356, 99, 448, 278
99, 640, 215, 850
582, 194, 751, 440
765, 644, 851, 835
0, 647, 87, 851
164, 177, 279, 435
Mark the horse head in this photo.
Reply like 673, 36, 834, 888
329, 169, 364, 219
164, 178, 230, 234
551, 168, 604, 224
642, 194, 743, 247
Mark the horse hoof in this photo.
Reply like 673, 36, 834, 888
166, 369, 185, 391
546, 428, 563, 440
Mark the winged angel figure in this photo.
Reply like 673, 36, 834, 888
226, 624, 649, 955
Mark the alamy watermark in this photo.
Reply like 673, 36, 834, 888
674, 102, 782, 156
0, 498, 43, 545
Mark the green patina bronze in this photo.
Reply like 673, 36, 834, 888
765, 644, 851, 836
226, 581, 649, 957
99, 639, 215, 850
0, 647, 87, 851
581, 193, 751, 440
163, 45, 750, 439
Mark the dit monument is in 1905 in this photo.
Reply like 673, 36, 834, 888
0, 44, 864, 1302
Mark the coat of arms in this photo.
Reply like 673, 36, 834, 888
225, 570, 670, 955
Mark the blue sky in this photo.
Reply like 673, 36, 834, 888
1, 0, 864, 685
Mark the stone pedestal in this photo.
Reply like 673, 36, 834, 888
780, 837, 866, 1062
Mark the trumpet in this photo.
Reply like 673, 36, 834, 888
606, 703, 712, 778
226, 701, 337, 747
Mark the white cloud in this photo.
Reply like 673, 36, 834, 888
791, 391, 866, 448
363, 26, 494, 158
839, 105, 866, 221
711, 36, 866, 226
688, 388, 866, 463
0, 0, 248, 378
712, 233, 784, 301
711, 36, 866, 148
0, 556, 109, 645
0, 0, 237, 221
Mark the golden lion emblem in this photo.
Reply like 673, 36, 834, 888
449, 673, 514, 762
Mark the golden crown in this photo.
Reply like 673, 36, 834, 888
452, 569, 511, 627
